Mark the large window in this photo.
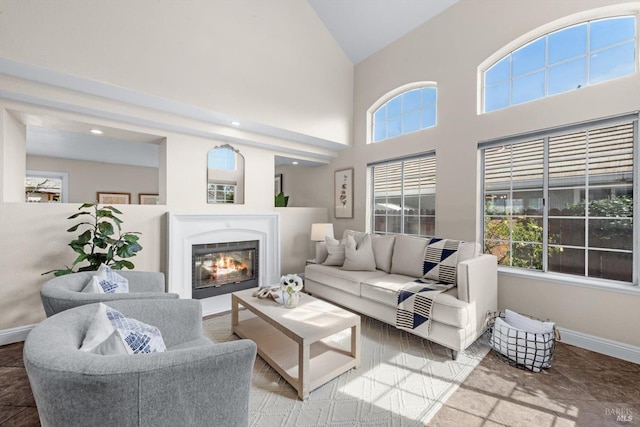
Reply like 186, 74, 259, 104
481, 115, 637, 284
372, 86, 437, 143
484, 16, 636, 112
371, 154, 436, 237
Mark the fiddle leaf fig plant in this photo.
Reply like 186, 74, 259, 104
43, 203, 143, 276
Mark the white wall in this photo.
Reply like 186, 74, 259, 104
0, 0, 348, 332
341, 0, 640, 347
0, 0, 353, 144
27, 155, 159, 204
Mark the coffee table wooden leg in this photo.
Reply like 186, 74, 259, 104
352, 322, 361, 368
298, 343, 310, 400
231, 295, 239, 329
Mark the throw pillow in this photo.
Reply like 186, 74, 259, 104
81, 264, 129, 294
80, 303, 166, 355
390, 235, 428, 277
370, 234, 395, 273
341, 234, 377, 271
423, 238, 462, 285
323, 236, 347, 266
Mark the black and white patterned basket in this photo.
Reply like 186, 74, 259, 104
487, 311, 560, 372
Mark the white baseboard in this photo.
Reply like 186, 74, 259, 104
558, 327, 640, 365
0, 324, 36, 346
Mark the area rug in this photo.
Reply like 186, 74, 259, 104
203, 309, 490, 427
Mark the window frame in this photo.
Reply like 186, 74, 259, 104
367, 81, 437, 144
368, 152, 436, 238
479, 112, 640, 291
477, 5, 640, 114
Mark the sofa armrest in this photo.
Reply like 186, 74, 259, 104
457, 254, 497, 333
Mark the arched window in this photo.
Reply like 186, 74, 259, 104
370, 83, 437, 143
483, 15, 636, 113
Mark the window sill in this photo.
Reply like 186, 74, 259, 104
497, 266, 640, 296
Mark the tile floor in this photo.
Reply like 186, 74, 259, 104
1, 340, 638, 426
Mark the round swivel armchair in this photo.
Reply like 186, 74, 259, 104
40, 270, 179, 317
24, 299, 257, 427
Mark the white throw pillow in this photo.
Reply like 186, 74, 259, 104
323, 236, 347, 266
505, 309, 554, 333
81, 264, 129, 294
390, 235, 428, 277
80, 303, 166, 355
341, 234, 377, 271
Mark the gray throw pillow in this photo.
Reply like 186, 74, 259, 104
341, 234, 377, 271
370, 234, 395, 273
323, 236, 346, 266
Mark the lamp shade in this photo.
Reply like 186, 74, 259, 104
310, 223, 334, 241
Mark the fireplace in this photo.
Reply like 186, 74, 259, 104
192, 240, 259, 299
167, 212, 280, 316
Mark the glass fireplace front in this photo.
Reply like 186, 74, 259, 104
192, 240, 258, 299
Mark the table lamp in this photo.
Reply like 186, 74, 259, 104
310, 223, 334, 261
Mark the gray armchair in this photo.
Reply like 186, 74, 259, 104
40, 271, 179, 317
24, 299, 257, 427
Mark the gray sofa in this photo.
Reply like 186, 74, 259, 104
305, 231, 498, 358
40, 271, 179, 317
24, 299, 257, 427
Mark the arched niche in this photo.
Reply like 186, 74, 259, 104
207, 144, 245, 204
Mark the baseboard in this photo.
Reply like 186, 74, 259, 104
558, 327, 640, 364
0, 324, 36, 346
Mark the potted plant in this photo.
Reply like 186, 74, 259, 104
43, 203, 143, 276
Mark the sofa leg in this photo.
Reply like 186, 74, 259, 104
451, 350, 459, 360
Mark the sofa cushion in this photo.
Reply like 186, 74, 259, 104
342, 234, 376, 271
360, 275, 470, 328
305, 264, 386, 296
323, 236, 346, 266
390, 235, 428, 277
371, 234, 395, 273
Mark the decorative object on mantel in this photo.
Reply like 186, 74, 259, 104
334, 167, 353, 219
279, 274, 303, 308
43, 203, 143, 276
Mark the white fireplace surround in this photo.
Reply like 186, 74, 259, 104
167, 212, 280, 313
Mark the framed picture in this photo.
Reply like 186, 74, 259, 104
97, 192, 130, 204
275, 174, 283, 195
334, 168, 353, 219
139, 193, 159, 205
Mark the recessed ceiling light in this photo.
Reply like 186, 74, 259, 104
231, 121, 240, 126
90, 129, 103, 135
292, 161, 299, 165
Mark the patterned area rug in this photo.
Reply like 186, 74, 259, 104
203, 309, 489, 427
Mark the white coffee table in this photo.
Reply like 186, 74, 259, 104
231, 288, 360, 400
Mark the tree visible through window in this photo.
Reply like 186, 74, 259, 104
372, 86, 437, 143
484, 16, 636, 112
482, 117, 636, 284
371, 155, 435, 237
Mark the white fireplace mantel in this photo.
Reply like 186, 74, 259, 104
167, 212, 280, 314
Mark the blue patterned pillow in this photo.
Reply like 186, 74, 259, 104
80, 303, 166, 355
82, 264, 129, 294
